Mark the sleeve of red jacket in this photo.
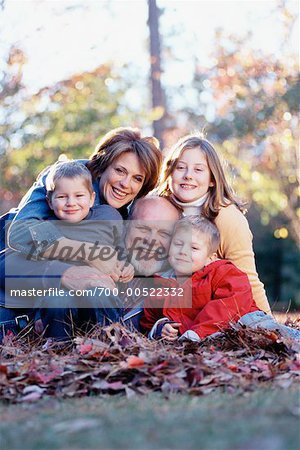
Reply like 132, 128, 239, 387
190, 265, 259, 339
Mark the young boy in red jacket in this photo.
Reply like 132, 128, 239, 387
140, 216, 300, 342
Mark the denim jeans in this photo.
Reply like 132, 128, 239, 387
40, 290, 124, 340
123, 307, 143, 332
41, 306, 124, 340
238, 311, 300, 340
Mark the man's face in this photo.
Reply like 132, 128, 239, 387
125, 201, 179, 276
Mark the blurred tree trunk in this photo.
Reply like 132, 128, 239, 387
147, 0, 165, 147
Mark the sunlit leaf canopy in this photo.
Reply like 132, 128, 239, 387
184, 31, 299, 245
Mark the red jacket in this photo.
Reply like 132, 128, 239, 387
140, 260, 259, 339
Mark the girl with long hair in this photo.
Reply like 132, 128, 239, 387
157, 133, 270, 313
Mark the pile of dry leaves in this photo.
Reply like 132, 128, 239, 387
0, 323, 299, 403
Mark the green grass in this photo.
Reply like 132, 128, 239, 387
0, 387, 299, 450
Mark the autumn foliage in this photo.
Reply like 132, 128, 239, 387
0, 322, 299, 403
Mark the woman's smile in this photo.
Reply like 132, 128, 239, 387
111, 186, 128, 199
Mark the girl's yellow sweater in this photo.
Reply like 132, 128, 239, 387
215, 204, 271, 313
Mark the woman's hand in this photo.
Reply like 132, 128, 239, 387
161, 322, 181, 341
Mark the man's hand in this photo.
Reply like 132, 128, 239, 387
61, 266, 116, 291
161, 322, 181, 341
117, 261, 134, 283
44, 239, 121, 282
88, 246, 121, 282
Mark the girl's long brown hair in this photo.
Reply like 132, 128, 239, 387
157, 133, 246, 221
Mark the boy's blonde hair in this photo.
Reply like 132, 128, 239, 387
174, 215, 220, 255
46, 160, 94, 200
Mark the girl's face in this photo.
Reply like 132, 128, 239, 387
169, 147, 213, 203
99, 152, 146, 208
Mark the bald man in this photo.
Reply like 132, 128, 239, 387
125, 196, 180, 276
113, 197, 180, 330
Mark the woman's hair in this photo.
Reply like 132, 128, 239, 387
174, 215, 220, 254
157, 132, 246, 220
46, 160, 94, 200
87, 127, 162, 199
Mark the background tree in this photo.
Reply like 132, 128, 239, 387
0, 46, 27, 210
178, 31, 300, 307
1, 62, 152, 205
184, 31, 299, 247
0, 0, 298, 308
147, 0, 166, 147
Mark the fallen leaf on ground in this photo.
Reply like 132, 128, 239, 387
0, 323, 299, 403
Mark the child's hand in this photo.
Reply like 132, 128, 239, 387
161, 322, 181, 341
117, 261, 135, 283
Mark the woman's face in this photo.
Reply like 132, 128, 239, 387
169, 147, 213, 203
99, 152, 146, 208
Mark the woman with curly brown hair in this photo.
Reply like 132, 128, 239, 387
0, 128, 162, 340
8, 127, 162, 265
